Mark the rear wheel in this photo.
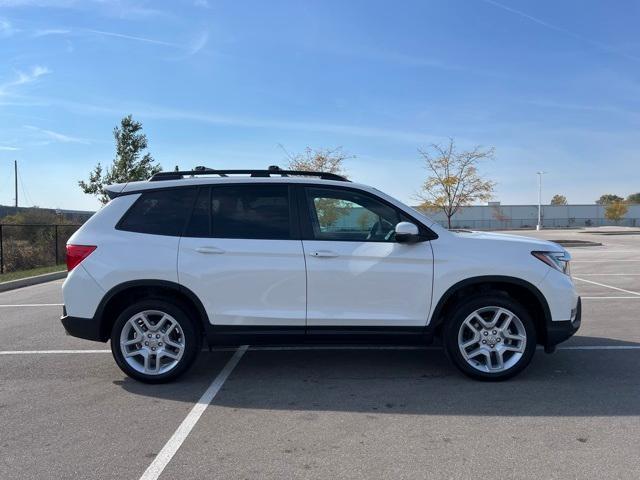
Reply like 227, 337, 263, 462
110, 299, 199, 383
443, 294, 536, 381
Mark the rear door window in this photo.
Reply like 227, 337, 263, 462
184, 187, 211, 237
119, 188, 196, 236
211, 184, 292, 239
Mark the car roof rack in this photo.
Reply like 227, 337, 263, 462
149, 165, 349, 182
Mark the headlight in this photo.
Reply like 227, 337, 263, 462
532, 251, 571, 276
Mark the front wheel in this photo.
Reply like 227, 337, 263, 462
443, 294, 537, 381
111, 299, 200, 383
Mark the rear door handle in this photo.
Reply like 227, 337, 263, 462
309, 250, 339, 258
195, 246, 225, 254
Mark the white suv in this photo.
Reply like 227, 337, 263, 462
61, 167, 581, 383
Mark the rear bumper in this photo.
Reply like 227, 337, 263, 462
61, 307, 105, 342
545, 297, 581, 349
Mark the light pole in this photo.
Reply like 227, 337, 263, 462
536, 171, 546, 231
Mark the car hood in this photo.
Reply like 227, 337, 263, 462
452, 230, 567, 254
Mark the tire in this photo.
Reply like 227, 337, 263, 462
443, 293, 537, 381
110, 299, 200, 383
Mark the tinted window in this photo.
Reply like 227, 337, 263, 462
211, 184, 292, 239
119, 188, 196, 236
306, 187, 403, 242
184, 188, 210, 237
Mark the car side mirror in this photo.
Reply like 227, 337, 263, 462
395, 222, 420, 243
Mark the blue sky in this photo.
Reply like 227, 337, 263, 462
0, 0, 638, 210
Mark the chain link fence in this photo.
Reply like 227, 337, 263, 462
0, 224, 83, 274
440, 217, 639, 230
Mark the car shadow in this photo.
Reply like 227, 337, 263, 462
117, 336, 640, 416
111, 350, 236, 403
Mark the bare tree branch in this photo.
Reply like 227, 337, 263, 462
283, 146, 352, 177
416, 139, 495, 228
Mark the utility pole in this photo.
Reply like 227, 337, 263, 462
14, 160, 18, 211
536, 171, 546, 231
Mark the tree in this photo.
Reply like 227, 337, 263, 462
626, 192, 640, 204
79, 115, 161, 204
283, 146, 353, 228
596, 194, 624, 205
605, 201, 628, 224
283, 146, 351, 177
491, 205, 510, 227
357, 211, 375, 231
550, 194, 567, 205
417, 138, 495, 229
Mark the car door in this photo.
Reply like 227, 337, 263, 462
178, 183, 306, 327
301, 185, 434, 328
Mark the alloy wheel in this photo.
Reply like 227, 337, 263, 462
119, 310, 185, 375
457, 306, 527, 373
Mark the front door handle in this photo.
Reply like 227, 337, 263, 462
195, 246, 225, 254
309, 250, 339, 258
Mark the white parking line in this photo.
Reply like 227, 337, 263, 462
0, 303, 63, 307
581, 296, 640, 299
138, 345, 248, 480
559, 346, 640, 350
569, 250, 639, 254
0, 349, 110, 355
572, 260, 640, 263
573, 277, 640, 296
577, 274, 640, 276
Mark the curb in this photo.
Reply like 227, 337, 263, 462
582, 231, 640, 236
556, 242, 603, 247
0, 271, 67, 293
551, 240, 603, 248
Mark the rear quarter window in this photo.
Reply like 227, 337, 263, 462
118, 188, 196, 236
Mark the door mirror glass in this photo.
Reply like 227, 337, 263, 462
395, 222, 420, 243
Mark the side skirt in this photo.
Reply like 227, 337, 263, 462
204, 325, 435, 346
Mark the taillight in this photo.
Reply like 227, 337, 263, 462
66, 245, 97, 271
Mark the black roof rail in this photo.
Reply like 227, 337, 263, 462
149, 165, 349, 182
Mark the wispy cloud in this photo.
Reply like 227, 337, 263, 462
187, 31, 209, 56
522, 99, 640, 118
480, 0, 640, 62
193, 0, 209, 7
0, 65, 51, 96
29, 26, 207, 55
24, 125, 90, 144
0, 145, 20, 151
33, 28, 71, 37
0, 17, 19, 37
321, 44, 509, 79
356, 48, 462, 71
107, 3, 166, 20
0, 1, 76, 5
139, 104, 433, 143
83, 28, 181, 47
14, 65, 50, 85
0, 0, 166, 19
18, 97, 441, 145
83, 28, 209, 56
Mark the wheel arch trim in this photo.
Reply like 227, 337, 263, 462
94, 279, 209, 341
428, 275, 552, 329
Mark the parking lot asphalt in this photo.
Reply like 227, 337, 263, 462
1, 229, 639, 479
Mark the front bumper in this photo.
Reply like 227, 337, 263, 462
545, 297, 581, 351
61, 307, 105, 342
